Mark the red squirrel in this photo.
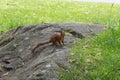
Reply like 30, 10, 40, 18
31, 30, 65, 53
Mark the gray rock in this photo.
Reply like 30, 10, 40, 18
0, 23, 104, 80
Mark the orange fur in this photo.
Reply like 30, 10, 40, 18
31, 31, 65, 53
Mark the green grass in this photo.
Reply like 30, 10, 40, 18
0, 0, 120, 80
60, 28, 120, 80
0, 0, 120, 32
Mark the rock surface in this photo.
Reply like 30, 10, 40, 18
0, 23, 104, 80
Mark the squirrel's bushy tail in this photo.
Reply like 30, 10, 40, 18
31, 40, 51, 53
